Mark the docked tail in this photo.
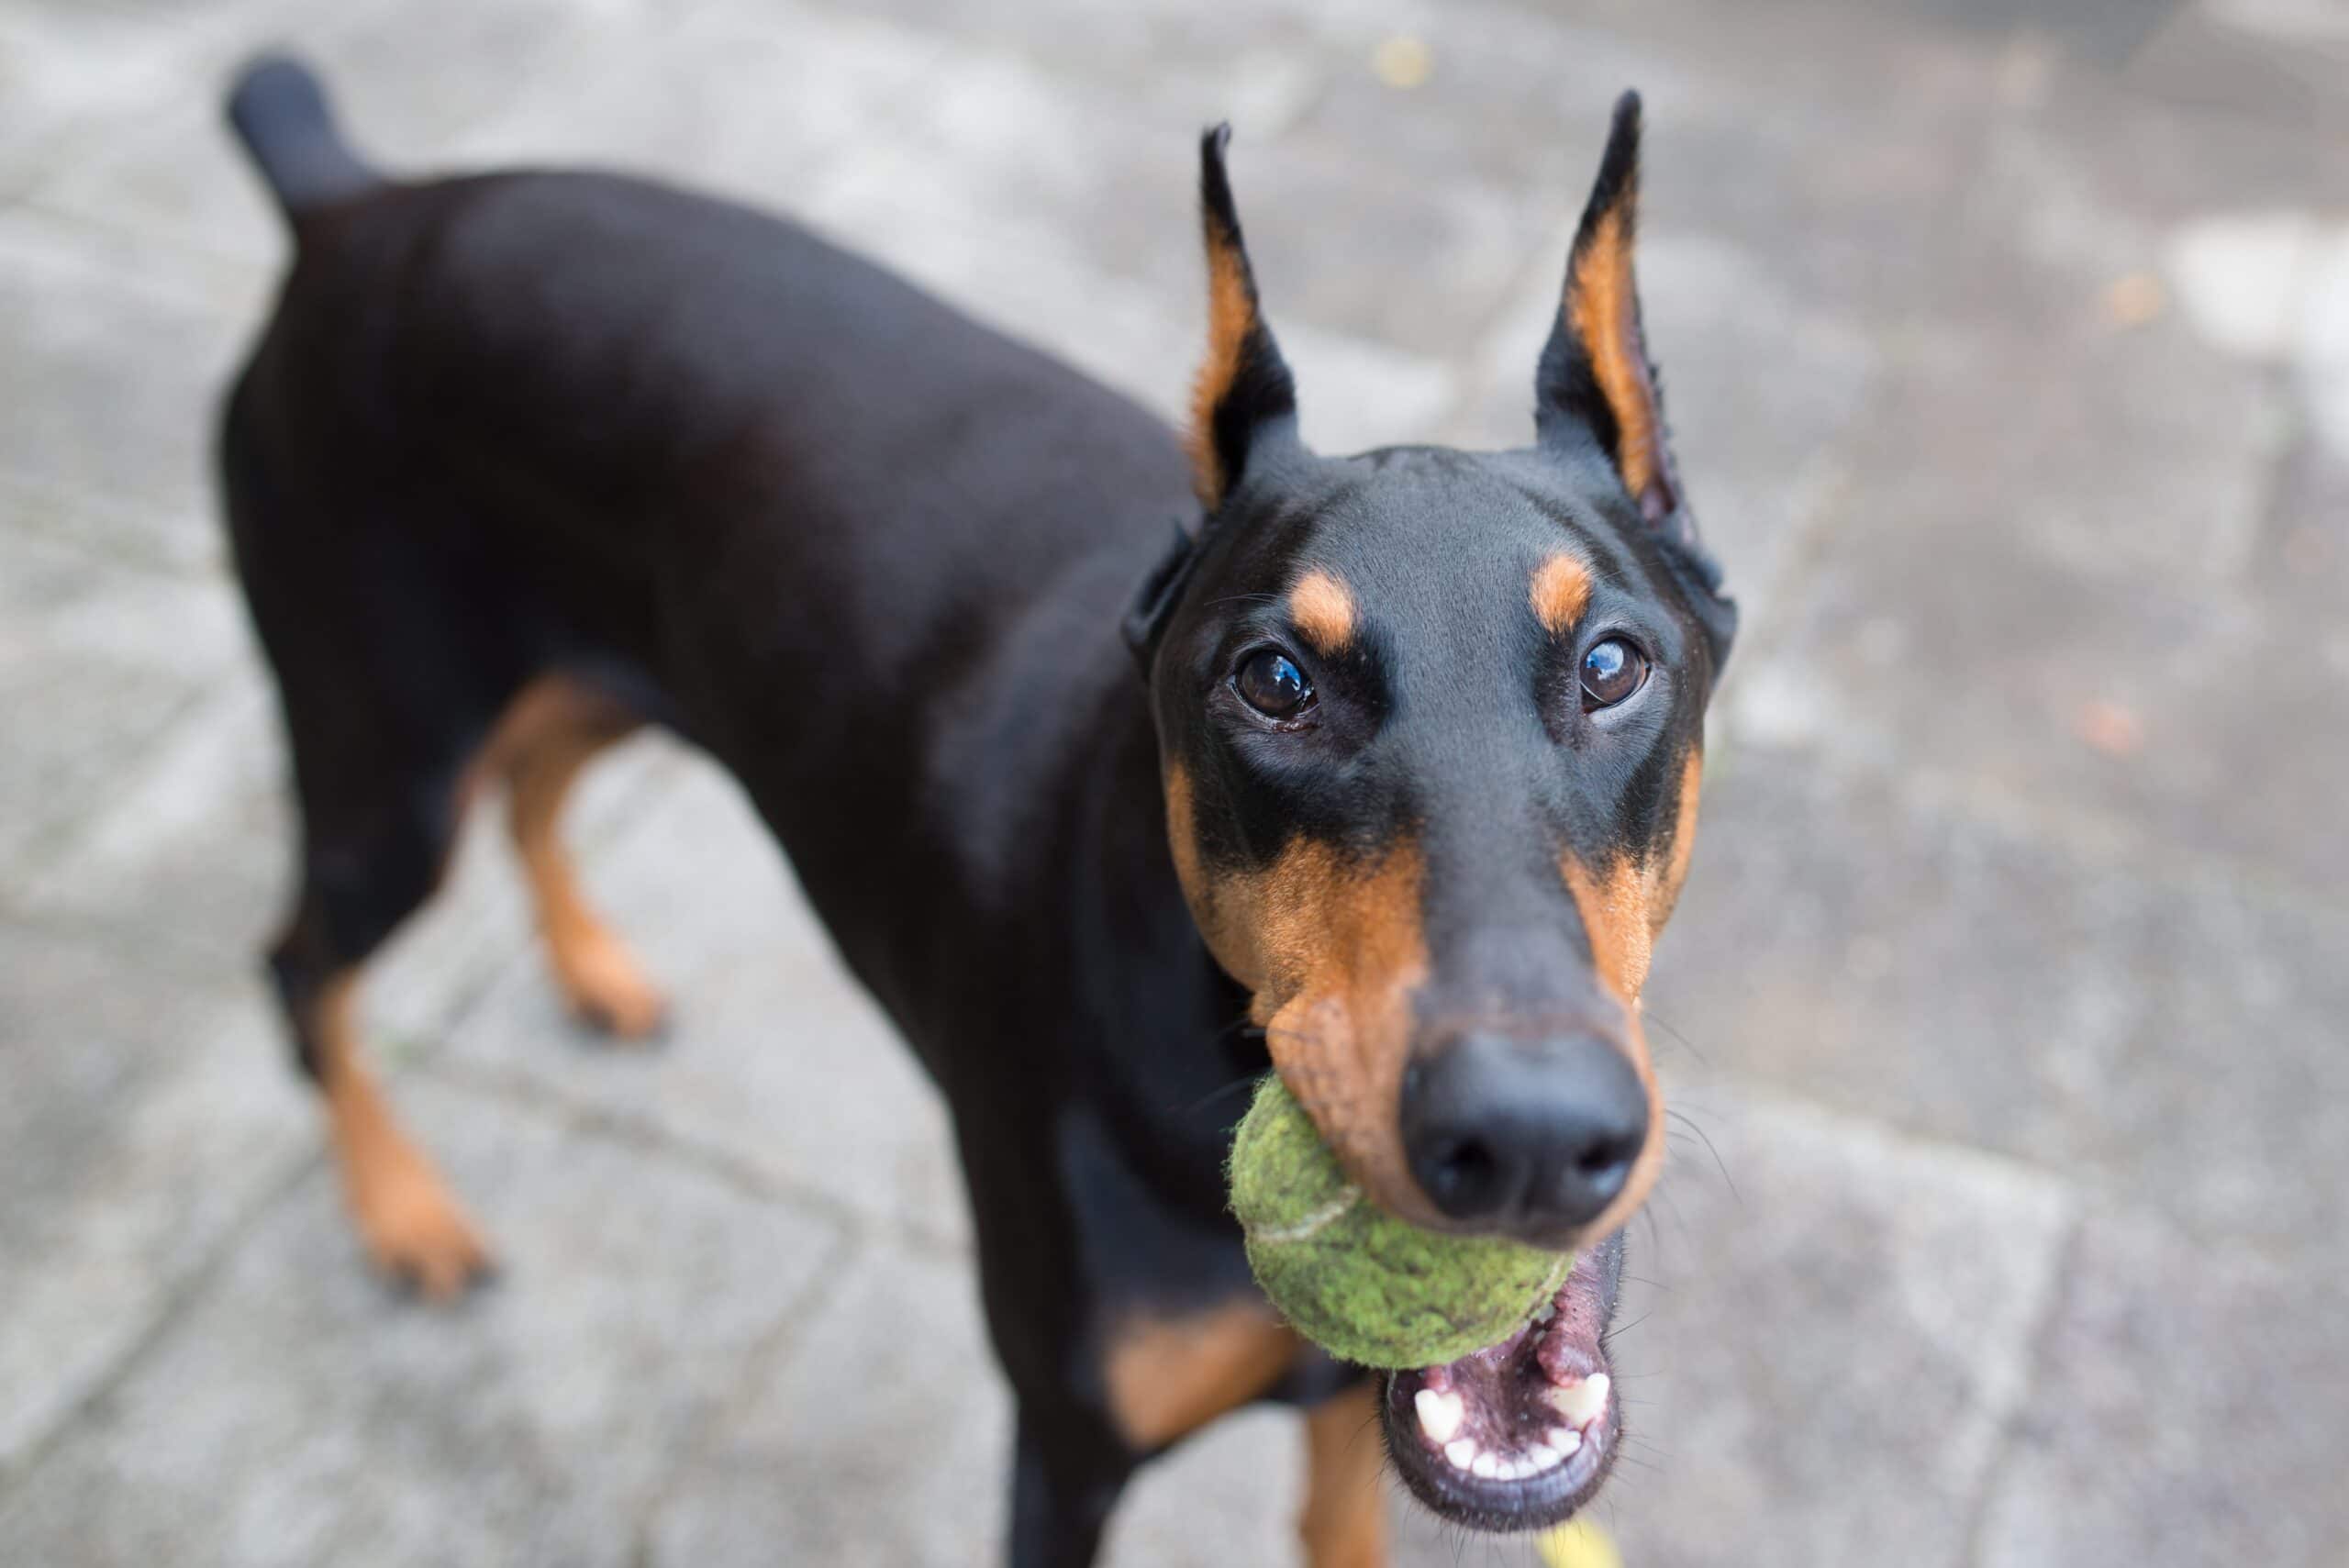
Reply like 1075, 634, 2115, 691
225, 56, 380, 221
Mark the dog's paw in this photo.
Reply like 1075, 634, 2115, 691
556, 929, 669, 1041
350, 1162, 495, 1303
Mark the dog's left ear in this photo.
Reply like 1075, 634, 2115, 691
1187, 125, 1300, 512
1536, 93, 1733, 661
1537, 95, 1687, 534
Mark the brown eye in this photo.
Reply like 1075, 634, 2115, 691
1235, 648, 1314, 721
1580, 638, 1648, 710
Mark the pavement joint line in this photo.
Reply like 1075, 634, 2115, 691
0, 903, 263, 991
1953, 1210, 2089, 1568
1803, 739, 2349, 931
411, 1053, 973, 1259
623, 1223, 867, 1565
0, 680, 228, 896
1664, 1064, 2328, 1267
0, 1140, 325, 1501
0, 489, 228, 580
1661, 1068, 2086, 1212
15, 190, 283, 288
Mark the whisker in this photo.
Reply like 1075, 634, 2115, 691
1664, 1107, 1741, 1207
1179, 1074, 1263, 1118
1642, 1006, 1711, 1069
1607, 1308, 1654, 1340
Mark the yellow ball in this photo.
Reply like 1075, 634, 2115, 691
1538, 1518, 1623, 1568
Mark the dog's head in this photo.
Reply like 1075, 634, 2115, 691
1130, 95, 1735, 1529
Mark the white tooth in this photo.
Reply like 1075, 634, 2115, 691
1547, 1373, 1609, 1428
1414, 1388, 1465, 1446
1525, 1443, 1559, 1472
1549, 1426, 1584, 1455
1472, 1451, 1501, 1480
1445, 1439, 1477, 1471
1531, 1300, 1556, 1324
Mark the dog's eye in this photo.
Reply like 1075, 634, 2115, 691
1580, 638, 1648, 710
1235, 649, 1315, 721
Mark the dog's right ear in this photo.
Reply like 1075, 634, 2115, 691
1187, 125, 1299, 512
1122, 518, 1203, 677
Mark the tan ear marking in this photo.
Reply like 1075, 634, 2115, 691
1187, 227, 1254, 506
1566, 204, 1661, 505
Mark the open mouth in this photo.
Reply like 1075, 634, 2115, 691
1379, 1229, 1625, 1532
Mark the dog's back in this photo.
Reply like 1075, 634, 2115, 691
225, 59, 1191, 710
223, 59, 1197, 1018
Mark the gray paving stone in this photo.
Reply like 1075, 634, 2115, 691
2252, 428, 2349, 627
1595, 1087, 2073, 1568
0, 0, 225, 198
1283, 0, 1733, 198
1722, 394, 2343, 900
1642, 748, 2349, 1251
800, 37, 1543, 361
441, 0, 952, 211
0, 926, 308, 1478
0, 527, 247, 882
786, 0, 1330, 139
0, 208, 264, 572
1495, 0, 2020, 331
1108, 1407, 1318, 1568
642, 1239, 1010, 1567
2121, 5, 2349, 148
1974, 1209, 2349, 1568
440, 751, 972, 1247
2017, 34, 2349, 220
20, 0, 655, 269
0, 1077, 843, 1568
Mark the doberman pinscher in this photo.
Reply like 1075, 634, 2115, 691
218, 56, 1733, 1565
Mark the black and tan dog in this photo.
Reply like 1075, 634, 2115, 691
219, 56, 1733, 1564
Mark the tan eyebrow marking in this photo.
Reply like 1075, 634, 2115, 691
1530, 552, 1595, 636
1287, 568, 1357, 655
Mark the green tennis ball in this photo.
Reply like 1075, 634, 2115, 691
1230, 1074, 1571, 1369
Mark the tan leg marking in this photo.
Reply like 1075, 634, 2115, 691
1104, 1298, 1300, 1451
489, 678, 662, 1039
1301, 1381, 1389, 1568
313, 974, 492, 1301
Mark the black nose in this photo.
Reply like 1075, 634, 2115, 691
1400, 1034, 1649, 1235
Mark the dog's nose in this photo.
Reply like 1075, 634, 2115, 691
1400, 1033, 1649, 1236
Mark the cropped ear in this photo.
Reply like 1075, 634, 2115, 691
1188, 125, 1299, 511
1536, 92, 1685, 534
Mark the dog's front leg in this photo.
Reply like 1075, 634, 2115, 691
1008, 1407, 1134, 1568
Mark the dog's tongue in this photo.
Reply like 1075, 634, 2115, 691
1389, 1261, 1615, 1485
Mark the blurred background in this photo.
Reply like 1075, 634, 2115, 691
3, 0, 2345, 1563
